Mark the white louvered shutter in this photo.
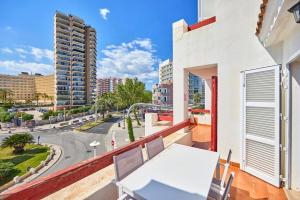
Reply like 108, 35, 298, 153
241, 65, 280, 187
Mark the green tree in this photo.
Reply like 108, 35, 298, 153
22, 113, 34, 121
0, 109, 14, 123
1, 133, 34, 153
193, 92, 201, 105
115, 78, 146, 126
142, 90, 152, 103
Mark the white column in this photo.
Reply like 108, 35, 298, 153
204, 79, 212, 110
172, 19, 189, 130
173, 68, 189, 125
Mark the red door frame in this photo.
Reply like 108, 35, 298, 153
211, 76, 218, 151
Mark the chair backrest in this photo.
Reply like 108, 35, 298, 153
222, 172, 235, 200
220, 149, 232, 187
113, 146, 144, 181
145, 136, 164, 160
226, 149, 232, 164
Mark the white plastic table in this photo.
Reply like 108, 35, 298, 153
117, 143, 220, 200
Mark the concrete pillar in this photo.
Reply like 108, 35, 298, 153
145, 113, 158, 137
172, 19, 189, 131
204, 79, 212, 110
173, 68, 189, 125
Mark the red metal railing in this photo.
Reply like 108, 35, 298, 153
1, 120, 192, 200
188, 16, 216, 31
189, 109, 210, 114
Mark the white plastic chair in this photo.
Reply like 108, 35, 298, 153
208, 172, 235, 200
145, 136, 164, 160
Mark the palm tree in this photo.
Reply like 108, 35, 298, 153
193, 92, 201, 105
1, 133, 34, 153
34, 93, 42, 106
42, 93, 49, 105
0, 89, 13, 104
94, 92, 115, 118
48, 96, 54, 104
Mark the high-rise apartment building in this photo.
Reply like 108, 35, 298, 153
96, 77, 122, 96
158, 59, 204, 104
159, 59, 173, 83
188, 72, 204, 104
54, 11, 97, 109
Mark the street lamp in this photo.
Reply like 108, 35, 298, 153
63, 107, 66, 121
288, 1, 300, 23
89, 140, 100, 158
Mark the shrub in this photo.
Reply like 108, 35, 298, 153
1, 133, 34, 153
22, 113, 34, 121
127, 116, 135, 142
42, 110, 61, 120
0, 162, 15, 180
0, 111, 14, 123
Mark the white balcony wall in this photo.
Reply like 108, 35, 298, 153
173, 0, 278, 163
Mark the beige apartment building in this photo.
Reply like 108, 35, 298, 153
0, 73, 54, 103
35, 74, 55, 103
54, 11, 97, 109
0, 72, 35, 102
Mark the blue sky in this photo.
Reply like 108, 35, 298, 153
0, 0, 197, 89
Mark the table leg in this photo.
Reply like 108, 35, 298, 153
216, 159, 220, 179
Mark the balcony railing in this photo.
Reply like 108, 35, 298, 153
1, 120, 192, 200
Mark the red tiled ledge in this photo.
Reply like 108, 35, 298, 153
1, 119, 192, 200
188, 16, 216, 31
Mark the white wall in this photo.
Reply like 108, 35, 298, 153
173, 0, 277, 162
198, 0, 216, 21
291, 61, 300, 191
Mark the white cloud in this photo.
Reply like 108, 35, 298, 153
0, 60, 53, 75
4, 26, 12, 31
99, 8, 110, 20
97, 38, 159, 82
30, 47, 53, 61
1, 46, 53, 61
1, 48, 13, 54
15, 48, 28, 58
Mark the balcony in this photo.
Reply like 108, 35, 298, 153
0, 118, 287, 200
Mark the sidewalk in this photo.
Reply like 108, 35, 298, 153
105, 118, 146, 151
0, 114, 97, 134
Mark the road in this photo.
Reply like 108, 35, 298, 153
0, 117, 120, 179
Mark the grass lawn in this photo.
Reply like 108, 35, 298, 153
76, 116, 112, 131
75, 119, 105, 131
0, 144, 50, 186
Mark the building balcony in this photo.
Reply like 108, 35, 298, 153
56, 27, 70, 35
0, 119, 287, 200
72, 25, 84, 33
56, 17, 69, 26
